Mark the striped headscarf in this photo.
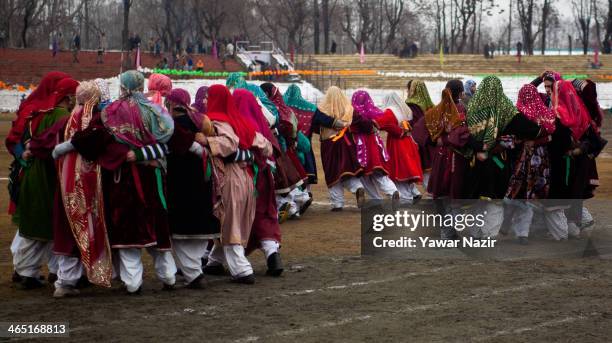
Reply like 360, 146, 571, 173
467, 75, 517, 150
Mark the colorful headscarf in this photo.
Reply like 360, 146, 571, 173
206, 84, 256, 149
226, 72, 247, 89
6, 71, 71, 154
352, 90, 384, 120
284, 84, 317, 136
467, 75, 517, 150
167, 88, 205, 130
425, 89, 464, 141
464, 80, 477, 97
261, 83, 298, 137
318, 86, 353, 122
94, 78, 111, 110
406, 80, 435, 112
52, 78, 80, 104
283, 84, 317, 112
552, 80, 591, 140
192, 86, 209, 113
516, 84, 556, 134
65, 81, 101, 139
383, 92, 413, 123
227, 73, 280, 122
58, 80, 112, 288
233, 89, 279, 150
318, 86, 353, 140
103, 70, 174, 147
147, 73, 173, 107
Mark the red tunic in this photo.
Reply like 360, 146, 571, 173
375, 109, 423, 183
350, 113, 389, 176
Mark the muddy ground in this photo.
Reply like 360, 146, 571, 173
0, 114, 612, 342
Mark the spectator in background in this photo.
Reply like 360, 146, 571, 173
516, 41, 523, 63
148, 37, 155, 53
156, 57, 169, 69
52, 32, 59, 58
331, 40, 337, 54
489, 42, 495, 59
175, 37, 182, 52
72, 33, 81, 63
155, 38, 161, 56
483, 43, 490, 59
97, 32, 106, 64
603, 39, 611, 54
196, 58, 204, 71
226, 41, 234, 56
134, 33, 141, 50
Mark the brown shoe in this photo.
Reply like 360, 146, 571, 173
355, 187, 366, 208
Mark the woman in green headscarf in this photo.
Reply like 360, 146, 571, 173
464, 76, 541, 239
407, 80, 436, 191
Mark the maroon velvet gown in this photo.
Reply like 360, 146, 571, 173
70, 114, 172, 250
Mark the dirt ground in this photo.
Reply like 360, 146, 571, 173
1, 113, 612, 342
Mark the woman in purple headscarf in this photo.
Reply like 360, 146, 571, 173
350, 90, 399, 202
192, 86, 209, 113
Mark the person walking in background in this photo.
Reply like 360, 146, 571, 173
97, 32, 106, 64
490, 42, 496, 59
517, 41, 523, 63
72, 33, 80, 63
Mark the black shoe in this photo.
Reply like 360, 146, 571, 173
18, 277, 44, 290
299, 197, 313, 215
47, 273, 58, 285
203, 264, 226, 276
266, 252, 284, 277
75, 275, 92, 289
162, 283, 175, 291
231, 274, 255, 285
518, 237, 529, 245
186, 274, 208, 289
127, 286, 142, 296
331, 207, 343, 212
12, 271, 23, 283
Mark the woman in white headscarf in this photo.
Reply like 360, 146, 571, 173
374, 92, 423, 200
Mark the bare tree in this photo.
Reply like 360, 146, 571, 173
19, 0, 47, 48
572, 0, 593, 54
516, 0, 539, 55
122, 0, 131, 51
340, 0, 376, 50
540, 0, 553, 55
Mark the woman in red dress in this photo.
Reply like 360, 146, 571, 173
375, 92, 423, 201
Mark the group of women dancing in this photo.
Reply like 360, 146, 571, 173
5, 68, 605, 298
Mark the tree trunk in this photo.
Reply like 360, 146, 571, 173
507, 0, 512, 54
84, 0, 90, 49
322, 0, 330, 53
122, 0, 131, 51
607, 0, 612, 41
314, 0, 320, 54
540, 0, 548, 55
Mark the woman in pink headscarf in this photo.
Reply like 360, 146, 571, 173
146, 73, 173, 108
350, 90, 399, 202
548, 80, 596, 237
